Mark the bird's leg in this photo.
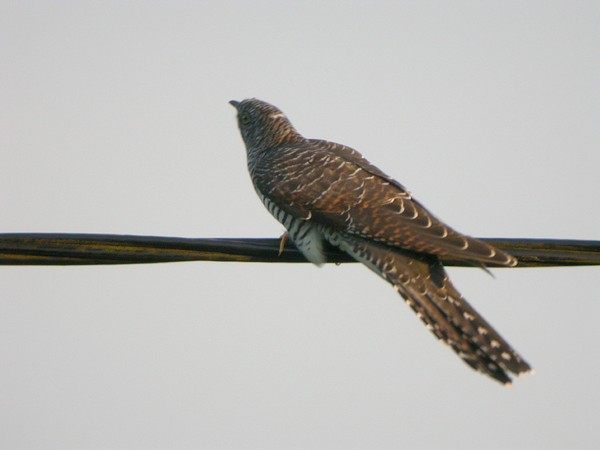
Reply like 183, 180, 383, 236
278, 232, 289, 256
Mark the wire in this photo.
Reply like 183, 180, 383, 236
1, 233, 599, 267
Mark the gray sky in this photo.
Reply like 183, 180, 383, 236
1, 1, 599, 449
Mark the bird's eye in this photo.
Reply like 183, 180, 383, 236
241, 114, 251, 125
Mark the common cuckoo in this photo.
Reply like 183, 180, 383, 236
230, 98, 531, 385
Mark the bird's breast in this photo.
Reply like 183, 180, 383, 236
255, 187, 327, 266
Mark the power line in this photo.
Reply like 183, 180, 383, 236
1, 233, 599, 267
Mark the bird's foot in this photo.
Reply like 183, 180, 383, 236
278, 232, 288, 256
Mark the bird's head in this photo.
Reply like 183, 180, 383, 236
229, 98, 302, 150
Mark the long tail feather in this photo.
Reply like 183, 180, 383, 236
329, 232, 532, 385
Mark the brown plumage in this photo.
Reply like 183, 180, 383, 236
231, 98, 532, 385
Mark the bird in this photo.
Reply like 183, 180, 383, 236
230, 98, 532, 385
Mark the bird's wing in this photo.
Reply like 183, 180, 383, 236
328, 231, 531, 384
254, 140, 516, 266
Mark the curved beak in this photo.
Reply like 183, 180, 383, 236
229, 100, 240, 110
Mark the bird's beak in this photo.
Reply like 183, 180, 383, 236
229, 100, 240, 110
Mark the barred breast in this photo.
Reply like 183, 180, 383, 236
256, 188, 327, 265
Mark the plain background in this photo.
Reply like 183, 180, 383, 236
1, 1, 599, 449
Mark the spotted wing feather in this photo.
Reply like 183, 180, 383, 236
252, 140, 516, 267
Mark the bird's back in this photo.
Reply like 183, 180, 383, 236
251, 138, 516, 267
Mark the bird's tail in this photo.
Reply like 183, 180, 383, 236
330, 233, 532, 385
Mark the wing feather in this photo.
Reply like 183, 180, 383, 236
252, 139, 516, 267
